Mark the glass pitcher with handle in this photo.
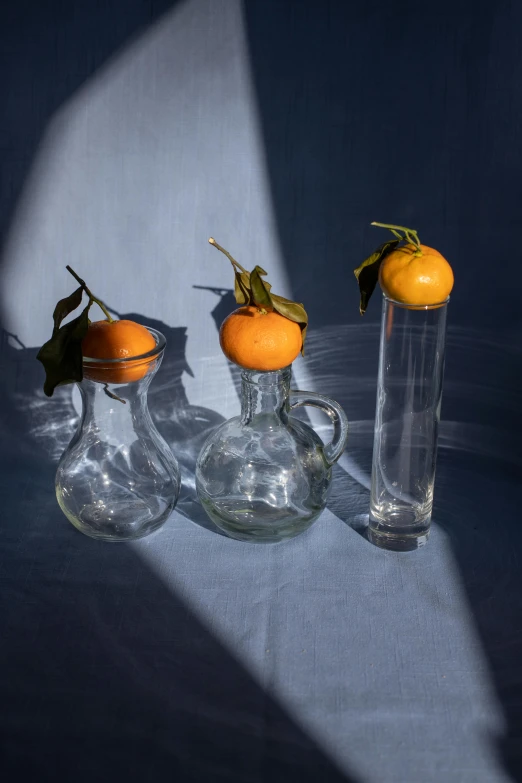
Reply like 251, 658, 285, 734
195, 366, 348, 542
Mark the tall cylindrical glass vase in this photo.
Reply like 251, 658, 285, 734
368, 295, 449, 551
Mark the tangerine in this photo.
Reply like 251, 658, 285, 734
220, 305, 302, 371
82, 319, 157, 384
379, 243, 454, 306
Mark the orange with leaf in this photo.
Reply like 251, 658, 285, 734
354, 222, 454, 313
208, 238, 308, 371
37, 266, 157, 396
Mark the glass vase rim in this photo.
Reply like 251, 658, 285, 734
82, 326, 166, 366
382, 293, 450, 310
240, 365, 292, 384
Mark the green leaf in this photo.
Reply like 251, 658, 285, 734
271, 294, 308, 355
37, 303, 91, 396
353, 239, 400, 315
249, 266, 273, 309
270, 294, 307, 324
233, 270, 272, 306
52, 286, 83, 332
234, 270, 252, 305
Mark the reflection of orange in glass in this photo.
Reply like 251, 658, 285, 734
219, 305, 302, 371
82, 320, 157, 384
379, 243, 454, 306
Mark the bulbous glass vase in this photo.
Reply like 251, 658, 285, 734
195, 366, 349, 542
55, 328, 180, 541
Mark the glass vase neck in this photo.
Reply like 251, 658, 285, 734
240, 367, 291, 425
79, 374, 145, 405
78, 326, 165, 429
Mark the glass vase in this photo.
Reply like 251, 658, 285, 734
195, 366, 349, 543
56, 328, 180, 541
368, 295, 449, 551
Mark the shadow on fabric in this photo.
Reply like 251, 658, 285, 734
243, 0, 522, 778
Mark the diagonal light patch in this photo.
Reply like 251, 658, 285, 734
0, 0, 292, 428
0, 0, 356, 777
132, 503, 509, 783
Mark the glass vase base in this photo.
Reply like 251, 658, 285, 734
58, 495, 174, 542
368, 510, 430, 552
200, 495, 321, 544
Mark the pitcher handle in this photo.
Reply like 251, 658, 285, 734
289, 390, 349, 467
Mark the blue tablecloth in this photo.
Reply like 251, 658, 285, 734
1, 1, 521, 781
2, 318, 521, 783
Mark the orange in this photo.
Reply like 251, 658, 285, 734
379, 243, 454, 306
82, 319, 157, 384
220, 305, 302, 371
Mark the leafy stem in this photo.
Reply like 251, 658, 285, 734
208, 237, 249, 276
370, 222, 422, 255
66, 265, 114, 322
354, 220, 428, 315
207, 237, 309, 354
